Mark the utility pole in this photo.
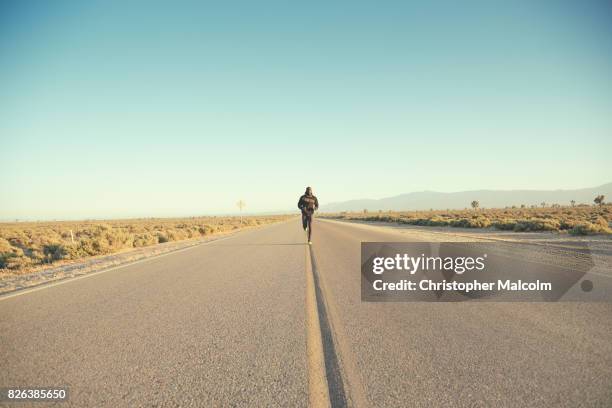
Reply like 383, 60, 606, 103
236, 200, 246, 225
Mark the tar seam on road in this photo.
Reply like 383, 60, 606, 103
309, 223, 371, 408
309, 246, 349, 408
305, 246, 332, 408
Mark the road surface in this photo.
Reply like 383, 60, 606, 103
1, 218, 611, 407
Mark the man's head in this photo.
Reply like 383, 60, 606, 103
305, 186, 313, 196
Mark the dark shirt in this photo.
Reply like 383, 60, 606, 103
298, 194, 319, 215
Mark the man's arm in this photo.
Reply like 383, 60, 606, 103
314, 196, 319, 210
297, 196, 304, 210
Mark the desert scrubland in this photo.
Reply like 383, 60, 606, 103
0, 215, 292, 275
323, 204, 612, 235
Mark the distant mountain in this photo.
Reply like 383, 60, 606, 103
321, 183, 612, 212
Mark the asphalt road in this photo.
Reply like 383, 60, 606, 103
0, 221, 309, 407
2, 218, 612, 407
312, 219, 612, 407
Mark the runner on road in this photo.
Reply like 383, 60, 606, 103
297, 187, 319, 244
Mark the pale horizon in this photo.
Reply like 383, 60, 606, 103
2, 181, 609, 222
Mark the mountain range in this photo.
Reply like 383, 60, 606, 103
321, 182, 612, 212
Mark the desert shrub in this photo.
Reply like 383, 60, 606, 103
244, 219, 259, 227
426, 217, 450, 227
591, 216, 610, 229
92, 238, 112, 254
104, 230, 133, 250
0, 252, 16, 268
76, 239, 99, 256
3, 254, 32, 270
569, 224, 593, 236
451, 217, 491, 228
493, 219, 516, 230
43, 244, 67, 262
513, 219, 560, 232
0, 237, 14, 253
166, 229, 188, 241
363, 215, 399, 223
569, 222, 612, 236
434, 217, 444, 225
157, 233, 169, 243
411, 218, 432, 226
133, 233, 157, 247
7, 236, 29, 251
198, 225, 215, 235
395, 217, 413, 224
449, 218, 469, 228
558, 219, 578, 230
185, 227, 199, 238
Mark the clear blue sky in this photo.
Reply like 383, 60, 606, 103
1, 1, 611, 220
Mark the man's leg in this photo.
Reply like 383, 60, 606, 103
307, 214, 312, 242
302, 213, 308, 231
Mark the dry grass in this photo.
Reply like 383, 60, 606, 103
323, 205, 612, 236
0, 215, 291, 274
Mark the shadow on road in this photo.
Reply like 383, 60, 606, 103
310, 247, 349, 408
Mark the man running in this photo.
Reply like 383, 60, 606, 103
298, 186, 319, 244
